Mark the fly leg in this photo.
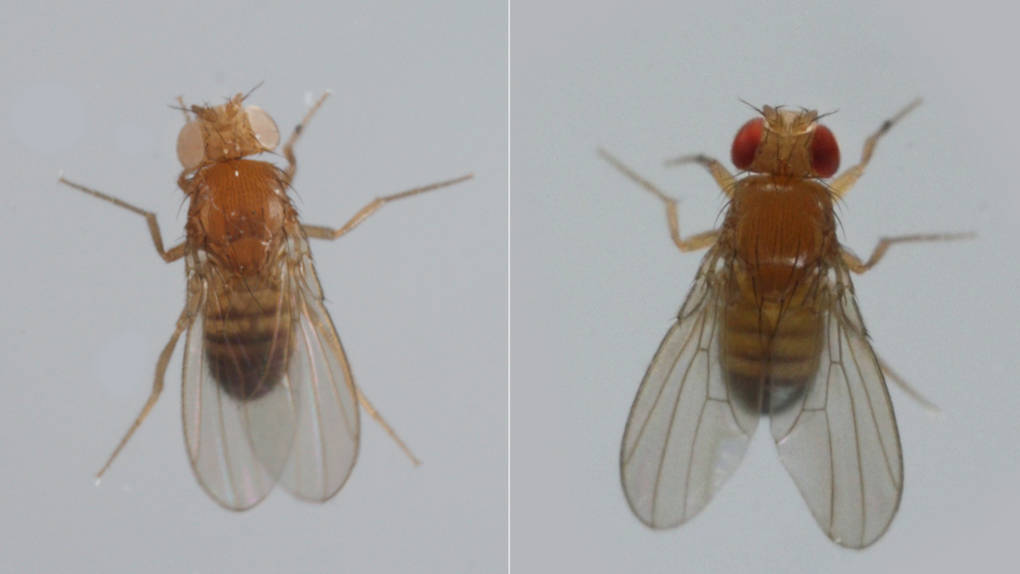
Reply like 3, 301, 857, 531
842, 232, 973, 409
96, 289, 201, 480
300, 172, 472, 463
829, 98, 922, 198
58, 175, 192, 477
841, 233, 974, 273
875, 354, 940, 413
598, 148, 718, 252
301, 174, 474, 240
663, 153, 736, 196
281, 91, 332, 185
355, 387, 422, 466
58, 177, 187, 262
302, 291, 423, 466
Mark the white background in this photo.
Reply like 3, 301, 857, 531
0, 2, 506, 573
512, 1, 1018, 573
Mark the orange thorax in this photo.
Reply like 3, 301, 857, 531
187, 159, 291, 275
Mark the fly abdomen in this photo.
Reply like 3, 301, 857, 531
721, 296, 824, 412
203, 284, 293, 401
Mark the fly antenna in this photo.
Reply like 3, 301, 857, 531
242, 81, 265, 102
737, 98, 765, 116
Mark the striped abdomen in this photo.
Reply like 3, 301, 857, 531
203, 279, 293, 401
720, 268, 825, 412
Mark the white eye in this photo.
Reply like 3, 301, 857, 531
245, 106, 279, 151
176, 121, 204, 169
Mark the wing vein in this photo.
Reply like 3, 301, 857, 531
297, 299, 330, 495
682, 398, 710, 518
624, 311, 703, 467
650, 311, 708, 521
214, 381, 240, 500
825, 408, 836, 534
841, 356, 867, 544
844, 315, 898, 486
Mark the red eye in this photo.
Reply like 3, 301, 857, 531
731, 118, 764, 170
809, 125, 840, 177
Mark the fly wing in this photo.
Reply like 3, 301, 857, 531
771, 265, 903, 548
276, 239, 361, 502
181, 264, 299, 511
621, 250, 759, 528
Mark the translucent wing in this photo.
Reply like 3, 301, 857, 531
181, 239, 362, 510
770, 265, 903, 548
621, 249, 759, 528
277, 242, 361, 502
181, 261, 299, 511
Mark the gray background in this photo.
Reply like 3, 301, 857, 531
512, 1, 1018, 573
0, 1, 505, 573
